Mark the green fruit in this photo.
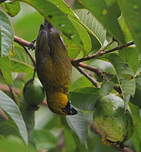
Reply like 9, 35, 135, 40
131, 76, 141, 107
94, 94, 133, 144
23, 79, 45, 106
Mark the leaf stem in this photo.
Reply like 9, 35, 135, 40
23, 46, 36, 67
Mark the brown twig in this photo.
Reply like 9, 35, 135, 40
76, 62, 106, 78
121, 147, 135, 152
74, 62, 122, 93
0, 83, 21, 95
14, 36, 36, 67
74, 66, 100, 88
8, 85, 17, 103
0, 109, 9, 120
72, 41, 134, 64
14, 36, 34, 48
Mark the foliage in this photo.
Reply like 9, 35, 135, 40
0, 0, 141, 151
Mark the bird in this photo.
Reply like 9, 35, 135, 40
35, 20, 77, 115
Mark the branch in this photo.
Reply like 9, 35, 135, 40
73, 41, 134, 64
14, 36, 36, 67
0, 109, 9, 120
23, 46, 36, 67
0, 83, 21, 95
74, 66, 100, 88
121, 147, 135, 152
14, 36, 34, 48
8, 85, 17, 103
76, 62, 106, 79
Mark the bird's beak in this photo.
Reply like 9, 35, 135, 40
63, 101, 77, 115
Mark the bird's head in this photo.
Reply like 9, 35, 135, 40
47, 92, 77, 115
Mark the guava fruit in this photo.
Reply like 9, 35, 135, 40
93, 94, 133, 145
23, 79, 45, 106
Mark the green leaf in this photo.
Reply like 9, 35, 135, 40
0, 138, 34, 152
90, 59, 115, 75
108, 54, 136, 101
104, 0, 116, 5
20, 0, 91, 55
64, 128, 76, 152
20, 101, 35, 144
0, 91, 28, 144
129, 103, 141, 152
78, 0, 125, 42
119, 47, 138, 73
1, 1, 21, 17
118, 15, 133, 42
69, 17, 92, 55
47, 0, 76, 17
117, 0, 141, 53
62, 35, 81, 58
0, 119, 20, 137
100, 81, 114, 96
66, 111, 88, 143
75, 9, 106, 45
13, 12, 43, 41
0, 57, 13, 84
10, 59, 33, 73
0, 10, 14, 56
0, 56, 33, 85
70, 76, 93, 91
32, 130, 57, 150
70, 87, 100, 111
13, 45, 32, 65
1, 69, 13, 85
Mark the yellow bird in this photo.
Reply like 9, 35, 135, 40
35, 21, 77, 115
